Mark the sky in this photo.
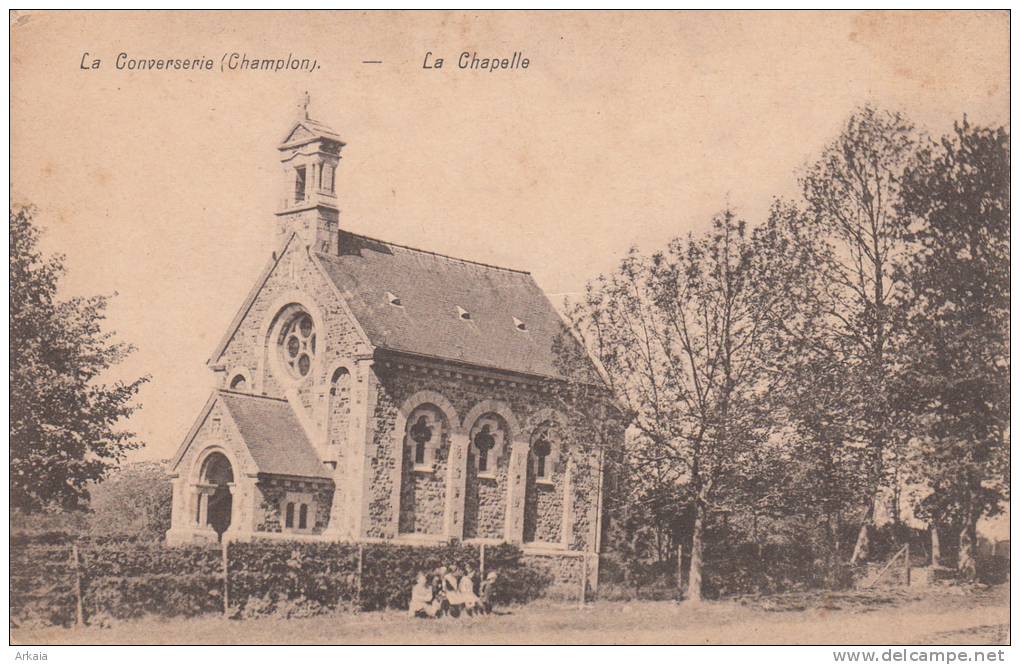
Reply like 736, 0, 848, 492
9, 10, 1010, 464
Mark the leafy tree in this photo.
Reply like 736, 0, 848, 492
88, 460, 173, 540
569, 211, 792, 602
9, 205, 148, 511
799, 106, 919, 563
754, 201, 875, 576
896, 120, 1010, 580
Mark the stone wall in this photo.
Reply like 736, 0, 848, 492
397, 414, 451, 536
254, 476, 334, 534
363, 361, 607, 551
524, 473, 564, 544
463, 453, 509, 540
521, 552, 587, 599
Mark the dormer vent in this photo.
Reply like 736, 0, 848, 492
386, 291, 402, 307
513, 317, 528, 331
457, 306, 471, 320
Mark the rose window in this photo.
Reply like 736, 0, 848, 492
279, 312, 316, 379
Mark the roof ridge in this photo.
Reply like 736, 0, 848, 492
330, 230, 532, 276
218, 388, 289, 403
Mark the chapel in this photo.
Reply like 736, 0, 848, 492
165, 106, 615, 560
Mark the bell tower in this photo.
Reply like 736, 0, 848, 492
276, 93, 344, 254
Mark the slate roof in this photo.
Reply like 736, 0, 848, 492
217, 391, 330, 480
315, 231, 591, 380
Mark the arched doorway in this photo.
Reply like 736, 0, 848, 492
200, 452, 234, 540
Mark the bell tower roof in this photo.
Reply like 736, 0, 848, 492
278, 117, 345, 150
278, 92, 345, 150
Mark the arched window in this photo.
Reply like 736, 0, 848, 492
534, 433, 551, 478
530, 422, 561, 483
410, 415, 432, 465
468, 415, 507, 478
229, 374, 247, 391
281, 493, 315, 532
275, 308, 316, 380
404, 405, 444, 471
328, 367, 352, 449
475, 425, 496, 472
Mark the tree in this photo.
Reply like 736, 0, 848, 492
9, 205, 148, 511
755, 200, 874, 576
569, 211, 789, 602
799, 106, 919, 563
88, 460, 173, 540
896, 120, 1010, 580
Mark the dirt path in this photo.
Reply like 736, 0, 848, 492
12, 586, 1009, 645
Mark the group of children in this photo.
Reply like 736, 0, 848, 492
408, 565, 499, 619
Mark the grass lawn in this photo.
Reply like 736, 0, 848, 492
12, 584, 1008, 645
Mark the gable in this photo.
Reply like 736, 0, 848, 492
208, 232, 372, 372
168, 393, 258, 478
279, 118, 345, 149
169, 391, 331, 481
282, 124, 316, 145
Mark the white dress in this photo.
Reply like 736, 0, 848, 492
444, 573, 465, 605
458, 574, 480, 608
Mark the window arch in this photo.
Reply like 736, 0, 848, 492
200, 451, 234, 486
401, 401, 446, 469
405, 405, 445, 470
225, 367, 253, 393
469, 414, 508, 477
529, 421, 562, 483
327, 366, 352, 449
266, 303, 319, 384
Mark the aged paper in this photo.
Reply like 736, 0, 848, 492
9, 10, 1010, 651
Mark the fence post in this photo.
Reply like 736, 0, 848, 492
904, 542, 911, 587
676, 545, 684, 599
356, 544, 364, 608
578, 554, 587, 608
480, 543, 486, 580
221, 539, 230, 616
71, 543, 84, 627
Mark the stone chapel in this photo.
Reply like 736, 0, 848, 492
165, 108, 615, 561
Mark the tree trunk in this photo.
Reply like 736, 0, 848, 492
931, 526, 941, 567
850, 500, 875, 565
958, 498, 979, 582
687, 502, 705, 604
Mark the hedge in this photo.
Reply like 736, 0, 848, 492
10, 535, 558, 627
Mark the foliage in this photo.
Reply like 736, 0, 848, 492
227, 541, 360, 616
895, 119, 1010, 580
10, 537, 551, 627
571, 106, 1009, 597
87, 460, 174, 541
10, 205, 149, 512
569, 210, 807, 600
796, 107, 920, 563
10, 544, 78, 628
